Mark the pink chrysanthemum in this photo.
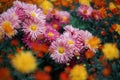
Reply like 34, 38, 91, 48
55, 11, 70, 24
23, 3, 45, 21
46, 10, 63, 30
92, 10, 101, 21
22, 19, 46, 40
13, 1, 28, 9
0, 11, 20, 38
72, 31, 85, 52
45, 27, 60, 42
6, 7, 19, 22
50, 20, 61, 30
13, 1, 28, 20
64, 25, 79, 35
60, 32, 75, 47
77, 5, 93, 20
49, 38, 74, 63
64, 25, 86, 52
76, 30, 94, 51
78, 30, 92, 42
13, 1, 46, 22
59, 32, 81, 52
64, 25, 92, 51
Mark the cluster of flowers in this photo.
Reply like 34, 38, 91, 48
0, 1, 120, 80
77, 4, 101, 20
49, 25, 98, 63
0, 1, 100, 64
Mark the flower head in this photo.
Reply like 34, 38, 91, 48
79, 0, 91, 6
78, 30, 92, 41
50, 20, 61, 30
11, 51, 37, 74
55, 11, 70, 24
109, 2, 117, 10
72, 30, 92, 52
0, 67, 13, 80
115, 24, 120, 34
70, 64, 88, 80
23, 19, 46, 40
62, 32, 75, 46
24, 4, 45, 21
13, 1, 28, 9
77, 5, 93, 20
13, 1, 46, 22
102, 43, 119, 60
40, 0, 53, 14
98, 7, 107, 19
64, 25, 79, 35
72, 32, 85, 52
0, 11, 20, 38
86, 36, 101, 51
33, 70, 51, 80
92, 10, 101, 21
49, 38, 74, 63
45, 27, 60, 42
6, 7, 20, 23
13, 1, 29, 20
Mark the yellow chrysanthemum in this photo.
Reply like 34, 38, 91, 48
70, 64, 88, 80
11, 51, 37, 74
40, 0, 53, 14
115, 24, 120, 34
109, 2, 117, 10
86, 36, 101, 49
79, 0, 91, 6
102, 43, 119, 60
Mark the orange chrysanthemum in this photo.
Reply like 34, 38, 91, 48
98, 7, 107, 19
102, 67, 111, 77
88, 75, 95, 80
53, 0, 73, 8
92, 0, 106, 8
0, 67, 13, 80
86, 36, 101, 49
31, 43, 49, 53
109, 24, 117, 33
59, 72, 70, 80
44, 66, 52, 73
33, 70, 51, 80
85, 49, 95, 59
11, 39, 19, 46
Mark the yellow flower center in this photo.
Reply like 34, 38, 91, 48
30, 24, 37, 31
2, 21, 14, 36
67, 40, 74, 45
48, 32, 54, 37
62, 16, 67, 21
30, 12, 37, 18
58, 47, 65, 54
53, 24, 58, 29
